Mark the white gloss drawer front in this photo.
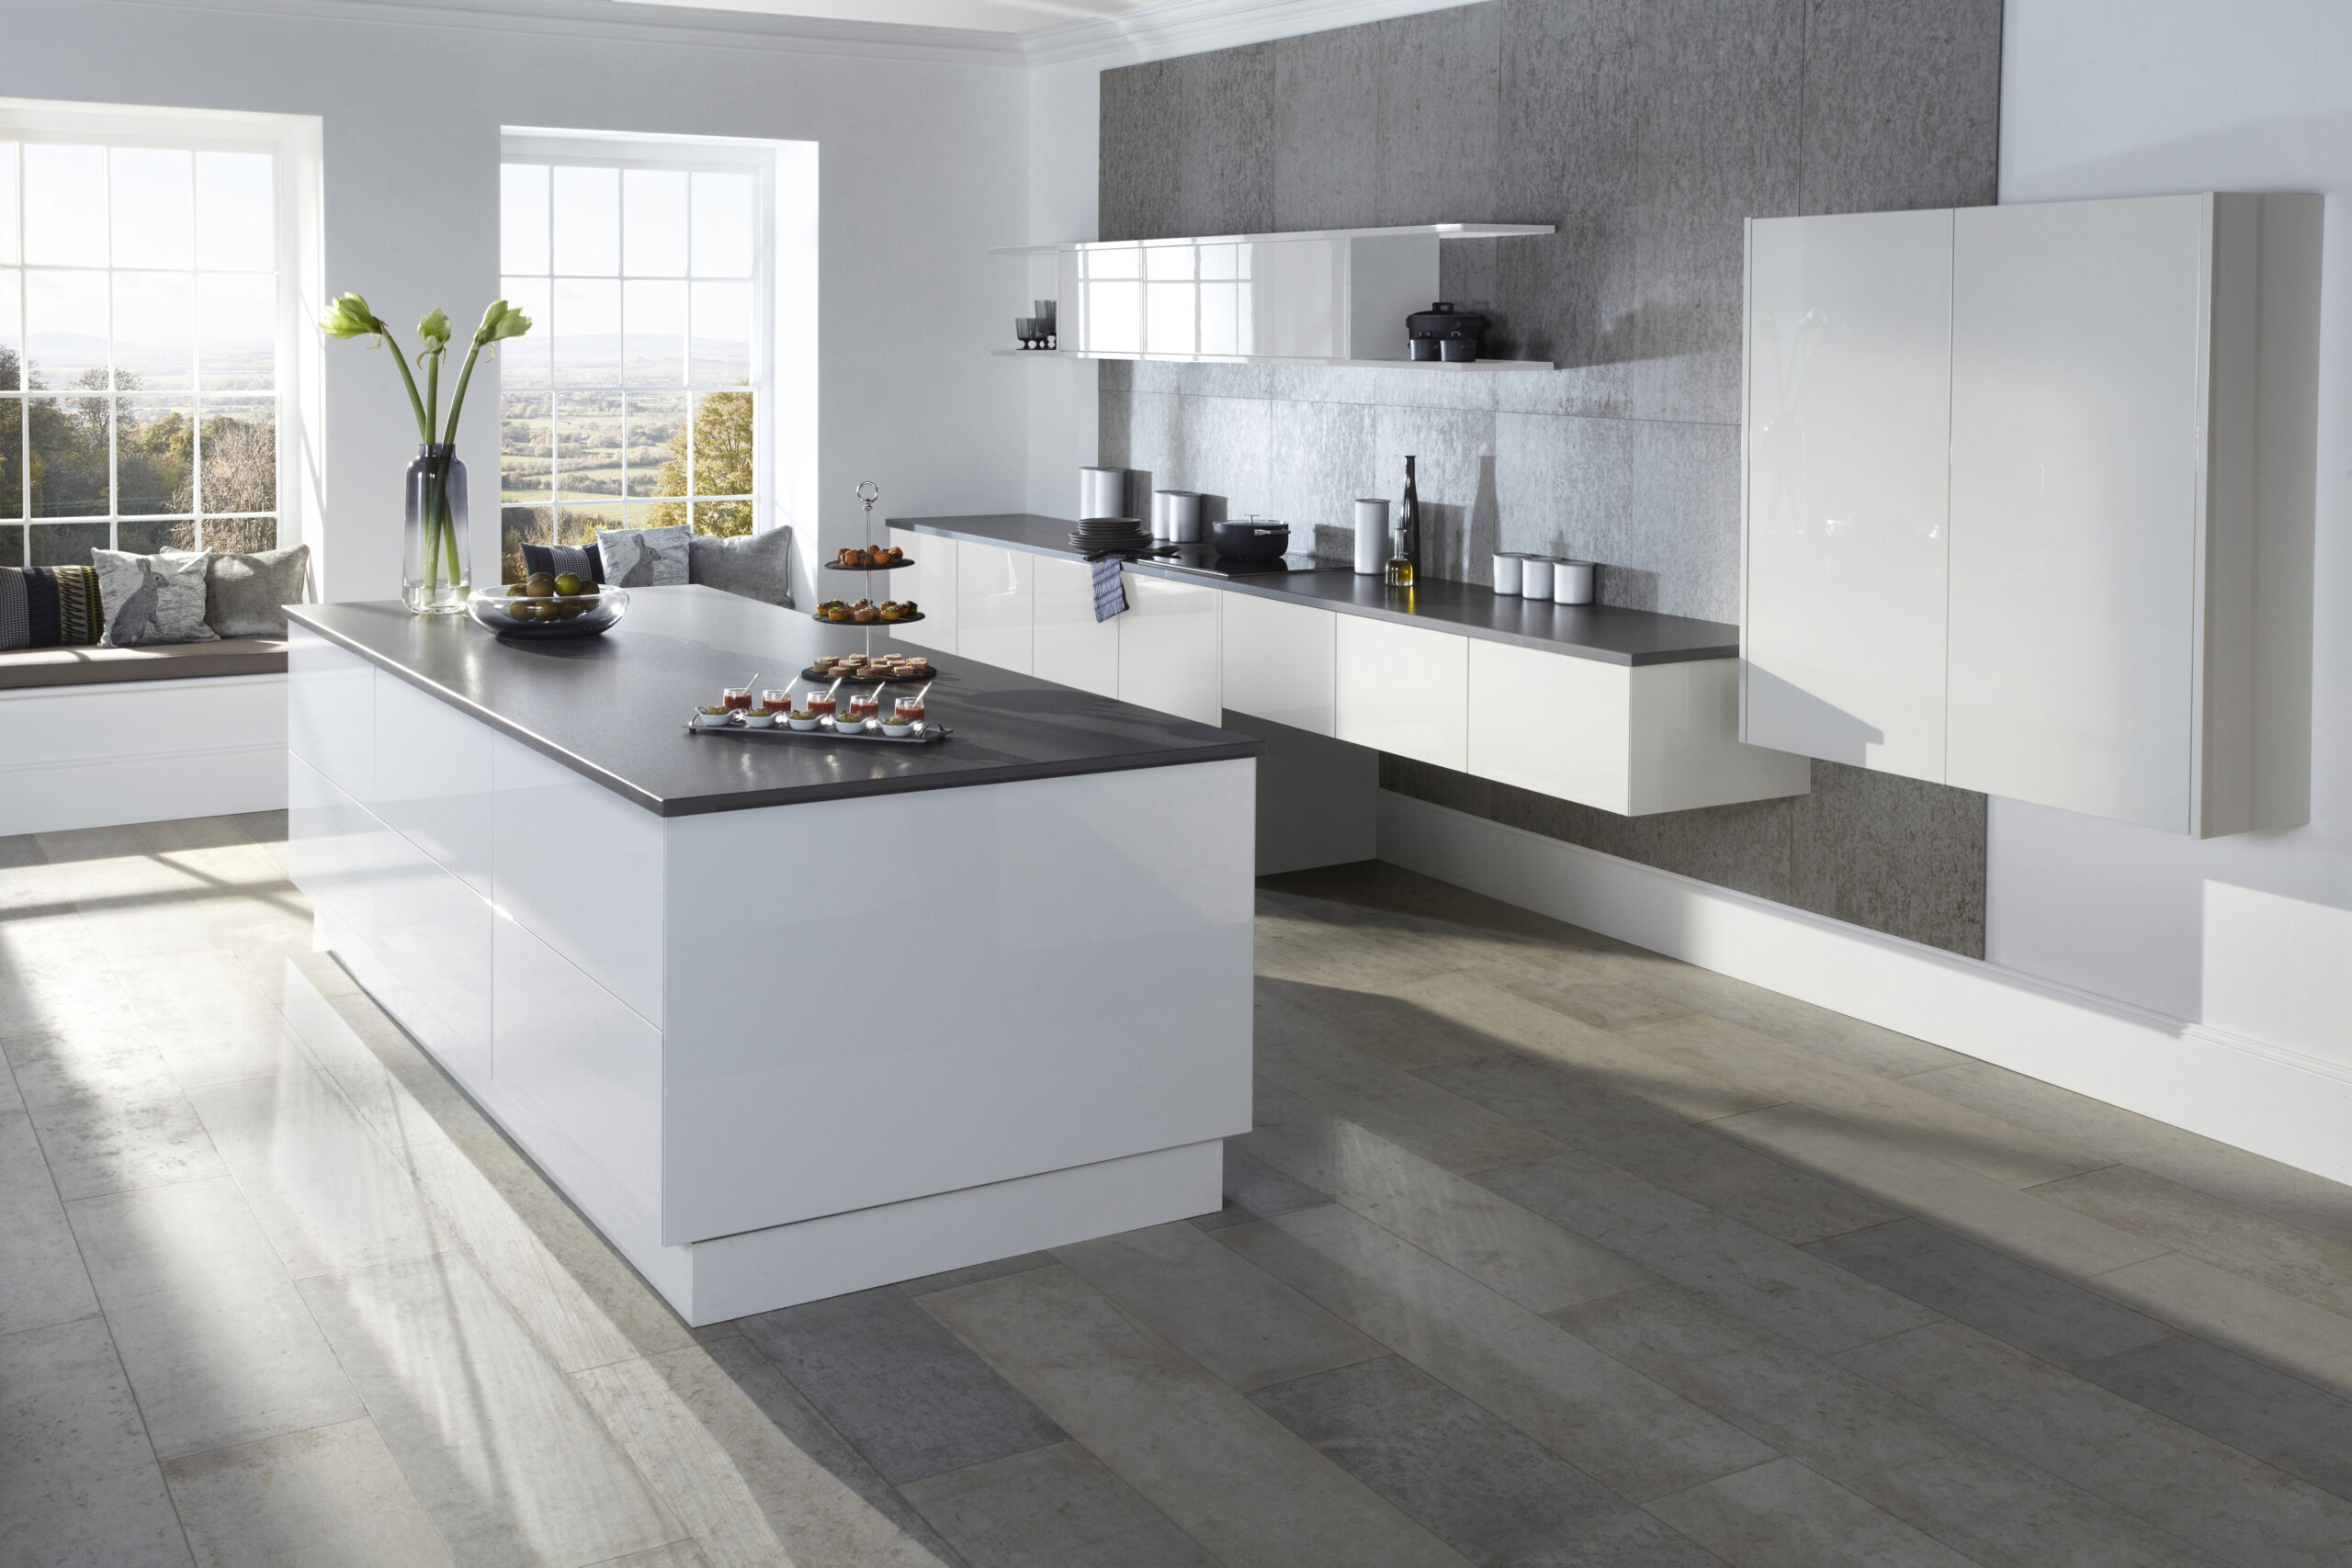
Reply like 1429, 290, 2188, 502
288, 626, 375, 803
1335, 616, 1467, 772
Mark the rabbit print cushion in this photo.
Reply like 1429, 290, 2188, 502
94, 549, 220, 647
595, 524, 693, 587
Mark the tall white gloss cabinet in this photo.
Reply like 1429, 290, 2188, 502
1743, 193, 2320, 836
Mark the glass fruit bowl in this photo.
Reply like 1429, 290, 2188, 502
468, 586, 629, 640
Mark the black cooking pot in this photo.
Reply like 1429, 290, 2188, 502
1211, 520, 1289, 560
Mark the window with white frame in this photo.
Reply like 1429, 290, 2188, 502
497, 135, 770, 584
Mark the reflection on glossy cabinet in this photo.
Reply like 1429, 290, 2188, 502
957, 542, 1034, 674
373, 669, 495, 897
886, 528, 956, 655
1032, 557, 1120, 697
1118, 573, 1223, 726
1335, 616, 1466, 771
1220, 592, 1336, 737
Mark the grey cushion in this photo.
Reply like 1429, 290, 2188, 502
0, 637, 287, 689
688, 527, 794, 607
95, 550, 220, 647
596, 525, 693, 587
0, 569, 26, 650
196, 544, 311, 637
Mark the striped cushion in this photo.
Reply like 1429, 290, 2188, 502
14, 566, 105, 649
0, 569, 27, 650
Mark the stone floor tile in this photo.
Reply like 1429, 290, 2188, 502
163, 1419, 457, 1568
0, 1106, 101, 1335
895, 1252, 1057, 1298
1189, 1141, 1329, 1232
1643, 1457, 1979, 1568
1421, 1052, 1901, 1244
1479, 949, 1697, 1032
1221, 1203, 1771, 1500
1594, 949, 1967, 1078
585, 1544, 713, 1567
2032, 1164, 2352, 1320
1254, 1028, 1564, 1174
135, 950, 300, 1091
106, 1269, 365, 1460
901, 1441, 1217, 1568
1707, 1103, 2163, 1279
736, 1284, 1064, 1486
573, 1355, 804, 1568
1807, 1218, 2173, 1366
297, 1251, 680, 1567
920, 1264, 1476, 1568
0, 831, 46, 870
0, 1315, 193, 1568
1256, 976, 1502, 1073
1253, 1355, 1724, 1566
1477, 1150, 1939, 1356
8, 1030, 231, 1201
2087, 1250, 2352, 1401
2075, 1333, 2352, 1504
1240, 1089, 1658, 1313
1559, 1284, 2221, 1568
67, 1173, 288, 1305
1055, 1219, 1386, 1391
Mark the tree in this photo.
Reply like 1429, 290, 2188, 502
641, 390, 753, 536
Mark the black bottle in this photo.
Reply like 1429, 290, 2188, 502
1386, 456, 1419, 587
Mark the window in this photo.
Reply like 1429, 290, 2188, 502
498, 135, 772, 584
0, 132, 288, 568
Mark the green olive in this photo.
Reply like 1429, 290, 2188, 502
555, 572, 585, 596
526, 571, 557, 598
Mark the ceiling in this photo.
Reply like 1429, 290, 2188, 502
616, 0, 1157, 35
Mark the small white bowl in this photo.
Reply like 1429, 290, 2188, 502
695, 710, 735, 729
879, 720, 916, 738
786, 714, 821, 731
832, 715, 868, 734
741, 710, 777, 729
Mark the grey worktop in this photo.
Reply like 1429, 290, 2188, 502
889, 513, 1740, 666
287, 588, 1261, 818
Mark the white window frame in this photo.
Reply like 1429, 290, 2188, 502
0, 98, 322, 568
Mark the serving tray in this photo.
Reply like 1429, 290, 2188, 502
810, 610, 926, 626
686, 716, 949, 746
822, 558, 914, 571
800, 664, 936, 684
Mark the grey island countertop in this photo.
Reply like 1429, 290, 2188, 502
287, 587, 1261, 818
890, 513, 1739, 666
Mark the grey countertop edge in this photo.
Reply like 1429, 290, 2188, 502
887, 515, 1740, 667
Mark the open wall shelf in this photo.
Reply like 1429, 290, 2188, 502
990, 348, 1554, 371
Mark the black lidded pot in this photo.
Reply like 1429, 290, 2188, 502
1408, 301, 1487, 363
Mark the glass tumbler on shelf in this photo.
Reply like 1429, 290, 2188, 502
402, 444, 471, 615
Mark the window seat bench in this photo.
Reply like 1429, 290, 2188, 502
0, 640, 290, 835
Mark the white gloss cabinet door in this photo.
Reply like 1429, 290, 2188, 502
886, 527, 955, 655
1220, 592, 1336, 736
1466, 641, 1633, 812
287, 626, 373, 803
372, 669, 495, 897
1117, 573, 1222, 726
1745, 209, 1954, 783
956, 542, 1034, 674
1947, 196, 2209, 833
1031, 557, 1119, 697
1334, 617, 1466, 771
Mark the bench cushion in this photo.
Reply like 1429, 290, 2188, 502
0, 638, 288, 691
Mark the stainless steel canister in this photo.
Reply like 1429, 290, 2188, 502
1080, 467, 1128, 521
1353, 500, 1391, 575
1160, 491, 1204, 544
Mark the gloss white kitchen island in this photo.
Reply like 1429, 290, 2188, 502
285, 587, 1258, 1324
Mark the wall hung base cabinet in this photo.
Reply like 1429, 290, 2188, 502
1744, 193, 2320, 836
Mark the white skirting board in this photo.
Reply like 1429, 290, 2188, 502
1377, 790, 2352, 1188
0, 673, 288, 836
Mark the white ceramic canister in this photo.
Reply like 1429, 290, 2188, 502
1492, 552, 1525, 596
1521, 556, 1555, 600
1353, 499, 1391, 575
1161, 491, 1204, 543
1080, 467, 1128, 521
1553, 559, 1597, 605
1149, 491, 1170, 540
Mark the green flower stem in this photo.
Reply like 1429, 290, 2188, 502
425, 352, 440, 451
441, 342, 484, 447
379, 330, 433, 445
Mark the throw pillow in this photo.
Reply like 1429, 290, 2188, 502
687, 527, 794, 607
594, 525, 692, 588
174, 543, 309, 638
94, 549, 220, 648
13, 566, 105, 648
520, 542, 604, 585
0, 569, 27, 650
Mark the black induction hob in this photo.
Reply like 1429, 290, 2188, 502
1134, 547, 1351, 581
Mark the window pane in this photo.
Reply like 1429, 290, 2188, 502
120, 516, 194, 554
690, 172, 752, 278
501, 164, 549, 276
497, 276, 550, 389
115, 272, 194, 391
0, 525, 20, 567
25, 269, 108, 388
694, 498, 752, 537
623, 169, 688, 277
0, 144, 17, 265
554, 391, 620, 505
551, 165, 619, 276
202, 515, 276, 553
688, 389, 754, 500
198, 273, 273, 391
0, 400, 19, 517
0, 268, 18, 389
501, 391, 551, 502
198, 400, 277, 516
551, 278, 618, 384
195, 152, 273, 271
624, 391, 684, 497
500, 504, 552, 584
621, 278, 684, 387
27, 395, 109, 516
111, 148, 194, 270
24, 146, 107, 267
28, 520, 107, 566
688, 280, 750, 386
118, 396, 194, 514
558, 503, 620, 546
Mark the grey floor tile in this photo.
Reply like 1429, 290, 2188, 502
0, 1315, 194, 1568
1423, 1053, 1901, 1245
2087, 1251, 2352, 1401
1190, 1141, 1329, 1231
1595, 949, 1966, 1078
1222, 1203, 1771, 1500
2075, 1333, 2352, 1504
105, 1269, 365, 1461
135, 950, 300, 1091
67, 1173, 289, 1306
1557, 1284, 2221, 1568
0, 831, 46, 870
896, 1252, 1057, 1299
1805, 1219, 2175, 1366
163, 1419, 458, 1568
1253, 1355, 1724, 1566
1254, 1026, 1565, 1174
2032, 1164, 2352, 1320
1240, 1087, 1658, 1313
8, 1030, 231, 1201
1482, 950, 1697, 1032
737, 1284, 1065, 1485
1257, 976, 1502, 1073
1644, 1457, 1979, 1568
1477, 1150, 1938, 1356
585, 1546, 710, 1568
901, 1441, 1216, 1568
1055, 1219, 1385, 1391
920, 1263, 1476, 1568
1841, 1320, 2352, 1567
0, 1106, 100, 1335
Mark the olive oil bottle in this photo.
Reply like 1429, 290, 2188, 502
1385, 455, 1419, 587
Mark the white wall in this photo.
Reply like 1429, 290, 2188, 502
1991, 0, 2352, 1077
1020, 56, 1099, 518
0, 0, 1032, 601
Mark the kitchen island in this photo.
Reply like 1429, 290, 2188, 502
286, 586, 1260, 1324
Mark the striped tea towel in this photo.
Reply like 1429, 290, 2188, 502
1091, 558, 1128, 622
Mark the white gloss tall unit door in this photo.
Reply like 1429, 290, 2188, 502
1741, 192, 2320, 836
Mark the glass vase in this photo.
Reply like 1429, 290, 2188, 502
403, 444, 471, 614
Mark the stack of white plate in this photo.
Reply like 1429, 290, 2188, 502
1070, 517, 1151, 551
